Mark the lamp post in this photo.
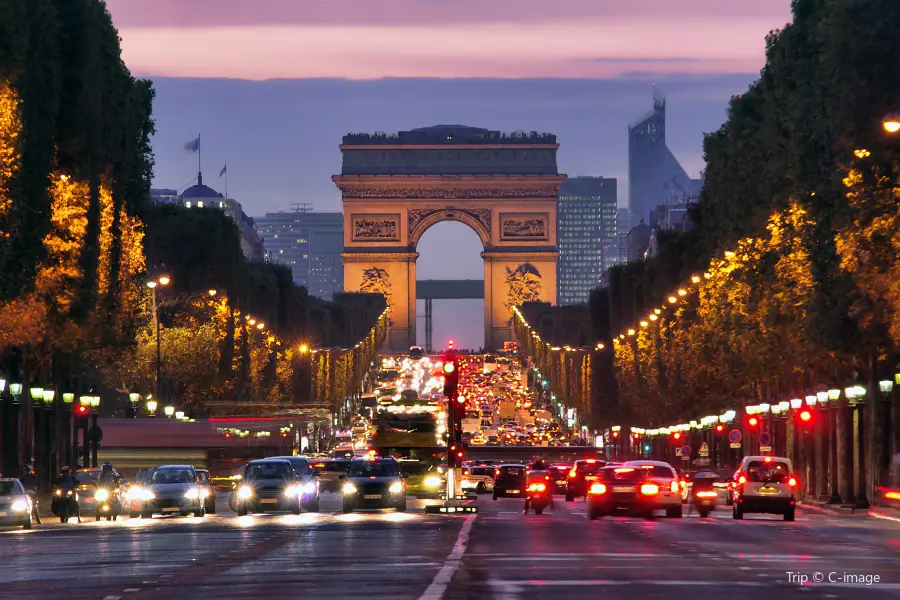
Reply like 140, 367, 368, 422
4, 383, 21, 474
147, 267, 171, 411
28, 387, 43, 468
164, 405, 175, 419
0, 378, 6, 476
845, 384, 868, 508
62, 393, 74, 468
884, 112, 900, 134
879, 377, 894, 493
129, 392, 140, 419
89, 395, 100, 468
826, 387, 842, 503
42, 390, 55, 493
146, 398, 158, 417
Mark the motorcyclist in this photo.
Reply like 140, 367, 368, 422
523, 457, 555, 514
20, 465, 41, 524
54, 466, 81, 523
99, 462, 118, 487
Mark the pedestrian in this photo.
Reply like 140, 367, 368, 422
20, 465, 41, 524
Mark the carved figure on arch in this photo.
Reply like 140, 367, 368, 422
505, 263, 543, 310
360, 267, 392, 311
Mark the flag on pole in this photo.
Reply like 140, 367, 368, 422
219, 165, 227, 177
184, 137, 200, 152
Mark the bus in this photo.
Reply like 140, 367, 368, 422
372, 409, 445, 497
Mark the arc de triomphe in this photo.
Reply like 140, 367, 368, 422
334, 125, 564, 352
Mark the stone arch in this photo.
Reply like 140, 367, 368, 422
407, 208, 491, 251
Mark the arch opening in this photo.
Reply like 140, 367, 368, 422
416, 220, 485, 352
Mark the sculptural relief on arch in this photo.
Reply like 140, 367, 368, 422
335, 125, 564, 352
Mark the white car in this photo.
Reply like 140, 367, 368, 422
461, 466, 495, 494
731, 456, 796, 521
620, 460, 683, 517
0, 479, 32, 529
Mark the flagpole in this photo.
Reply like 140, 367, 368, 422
197, 132, 202, 180
224, 163, 228, 200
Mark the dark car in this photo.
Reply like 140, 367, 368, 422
265, 456, 319, 511
236, 459, 301, 516
340, 458, 406, 512
548, 465, 571, 495
312, 459, 351, 494
492, 464, 527, 499
565, 459, 605, 501
586, 464, 682, 519
141, 465, 205, 518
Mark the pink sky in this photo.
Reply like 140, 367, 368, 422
105, 0, 793, 80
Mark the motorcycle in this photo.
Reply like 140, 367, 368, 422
526, 481, 552, 515
51, 487, 79, 523
691, 472, 720, 518
94, 486, 121, 521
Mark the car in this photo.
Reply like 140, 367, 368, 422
565, 459, 606, 501
731, 456, 796, 521
548, 465, 571, 495
125, 468, 152, 517
312, 459, 351, 494
340, 457, 407, 512
0, 478, 33, 529
586, 464, 679, 519
265, 456, 320, 511
236, 459, 302, 516
195, 469, 217, 514
492, 464, 527, 499
140, 465, 206, 518
617, 461, 683, 517
461, 465, 494, 494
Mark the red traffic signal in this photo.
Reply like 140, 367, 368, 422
799, 410, 812, 422
75, 405, 89, 416
715, 424, 725, 433
748, 417, 759, 427
672, 432, 681, 440
632, 433, 640, 440
611, 431, 619, 438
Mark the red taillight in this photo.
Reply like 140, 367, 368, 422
885, 491, 900, 501
788, 477, 797, 487
586, 459, 596, 463
670, 481, 679, 493
589, 483, 607, 495
640, 483, 660, 496
696, 491, 718, 498
528, 483, 547, 492
738, 476, 746, 484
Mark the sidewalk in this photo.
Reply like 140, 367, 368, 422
802, 498, 900, 522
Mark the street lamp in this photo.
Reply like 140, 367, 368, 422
9, 383, 21, 402
789, 398, 802, 411
30, 387, 44, 401
879, 379, 894, 399
804, 395, 817, 408
146, 399, 158, 416
175, 410, 185, 420
164, 405, 175, 418
147, 266, 170, 411
42, 389, 55, 409
846, 383, 868, 508
884, 112, 900, 134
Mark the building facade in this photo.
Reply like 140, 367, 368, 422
556, 176, 617, 304
628, 90, 703, 225
617, 207, 631, 265
254, 210, 344, 300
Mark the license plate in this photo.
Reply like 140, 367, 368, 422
86, 498, 94, 503
260, 498, 278, 504
162, 507, 180, 512
613, 486, 636, 493
556, 480, 566, 484
759, 487, 778, 495
0, 511, 7, 517
364, 494, 382, 500
585, 476, 598, 481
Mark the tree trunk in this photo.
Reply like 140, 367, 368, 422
838, 403, 854, 503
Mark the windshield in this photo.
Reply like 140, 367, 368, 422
575, 462, 601, 474
272, 457, 310, 475
500, 467, 526, 479
151, 469, 194, 484
747, 461, 791, 483
315, 461, 350, 473
75, 471, 99, 484
246, 462, 294, 479
348, 461, 400, 477
600, 468, 644, 483
0, 481, 21, 495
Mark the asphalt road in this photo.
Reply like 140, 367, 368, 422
1, 495, 899, 600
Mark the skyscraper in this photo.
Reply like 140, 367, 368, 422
556, 176, 617, 304
628, 89, 703, 225
617, 208, 631, 265
254, 208, 344, 299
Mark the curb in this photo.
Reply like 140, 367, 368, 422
800, 501, 867, 516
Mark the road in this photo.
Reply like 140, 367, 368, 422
1, 497, 899, 600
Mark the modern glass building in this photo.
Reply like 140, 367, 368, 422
556, 176, 617, 304
628, 90, 703, 226
254, 209, 344, 300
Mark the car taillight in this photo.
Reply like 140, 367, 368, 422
589, 483, 607, 495
695, 491, 717, 498
640, 483, 660, 496
528, 483, 547, 492
670, 481, 679, 493
738, 476, 746, 484
788, 477, 797, 487
568, 469, 577, 478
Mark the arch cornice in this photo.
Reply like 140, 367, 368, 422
408, 208, 491, 251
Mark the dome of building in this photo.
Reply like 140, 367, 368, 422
181, 173, 223, 199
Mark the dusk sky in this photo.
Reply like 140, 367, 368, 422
105, 0, 793, 350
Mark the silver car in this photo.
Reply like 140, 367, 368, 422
0, 479, 33, 529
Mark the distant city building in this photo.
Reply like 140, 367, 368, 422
628, 90, 703, 225
254, 206, 344, 300
616, 207, 631, 265
150, 189, 179, 205
649, 203, 691, 232
627, 222, 652, 262
556, 177, 617, 304
180, 173, 265, 263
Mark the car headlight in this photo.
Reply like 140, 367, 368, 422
139, 489, 155, 501
389, 482, 404, 494
342, 482, 358, 495
11, 500, 27, 512
301, 482, 316, 494
238, 486, 253, 499
284, 485, 301, 497
95, 489, 109, 502
424, 476, 441, 489
185, 488, 200, 500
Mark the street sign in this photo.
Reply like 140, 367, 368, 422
760, 445, 773, 452
729, 429, 742, 444
675, 446, 682, 457
759, 432, 771, 447
729, 442, 742, 449
699, 442, 709, 458
680, 445, 692, 457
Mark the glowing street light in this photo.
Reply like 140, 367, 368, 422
883, 112, 900, 134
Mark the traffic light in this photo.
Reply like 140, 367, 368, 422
442, 358, 458, 400
748, 416, 759, 427
799, 410, 812, 422
672, 432, 681, 440
715, 424, 725, 433
75, 404, 89, 418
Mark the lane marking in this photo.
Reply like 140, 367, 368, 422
418, 514, 475, 600
487, 579, 900, 590
870, 511, 900, 524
